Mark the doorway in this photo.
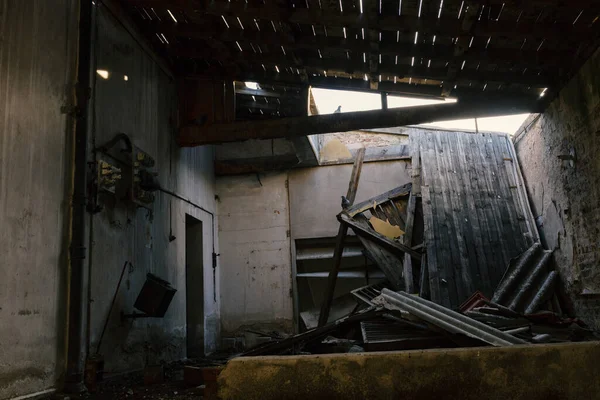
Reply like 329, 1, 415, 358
186, 214, 204, 358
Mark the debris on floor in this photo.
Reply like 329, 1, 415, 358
46, 359, 226, 400
238, 241, 597, 358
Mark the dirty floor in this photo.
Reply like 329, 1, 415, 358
45, 359, 225, 400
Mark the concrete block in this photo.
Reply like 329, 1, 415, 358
218, 342, 600, 400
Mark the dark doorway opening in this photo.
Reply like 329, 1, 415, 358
186, 214, 204, 357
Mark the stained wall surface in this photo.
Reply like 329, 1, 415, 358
217, 160, 411, 334
515, 48, 600, 328
87, 5, 220, 372
0, 1, 79, 398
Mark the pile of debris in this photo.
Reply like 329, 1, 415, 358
240, 243, 596, 357
242, 141, 597, 357
242, 288, 595, 357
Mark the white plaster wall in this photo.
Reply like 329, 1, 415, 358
0, 1, 79, 398
217, 173, 293, 334
216, 160, 411, 334
289, 160, 411, 239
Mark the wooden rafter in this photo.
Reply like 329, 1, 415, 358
177, 96, 540, 146
130, 1, 592, 41
162, 23, 569, 68
173, 47, 551, 87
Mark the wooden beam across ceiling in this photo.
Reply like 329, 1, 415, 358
177, 96, 540, 146
131, 0, 591, 41
172, 47, 551, 87
163, 24, 568, 68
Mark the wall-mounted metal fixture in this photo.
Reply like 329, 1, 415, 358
94, 133, 157, 210
121, 273, 177, 321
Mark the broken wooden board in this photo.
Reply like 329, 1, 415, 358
369, 216, 405, 239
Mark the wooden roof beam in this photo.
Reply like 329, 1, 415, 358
156, 22, 570, 67
201, 2, 591, 40
172, 48, 551, 87
443, 2, 481, 96
128, 0, 592, 40
177, 96, 540, 146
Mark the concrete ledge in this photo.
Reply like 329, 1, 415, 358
218, 342, 600, 400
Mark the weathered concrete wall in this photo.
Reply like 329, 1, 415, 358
219, 342, 600, 400
289, 160, 411, 239
87, 6, 219, 373
515, 48, 600, 328
217, 173, 293, 335
216, 161, 410, 334
0, 1, 79, 398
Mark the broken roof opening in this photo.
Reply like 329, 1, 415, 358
312, 87, 530, 135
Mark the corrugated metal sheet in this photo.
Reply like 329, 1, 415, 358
0, 1, 79, 398
492, 243, 557, 314
376, 290, 528, 346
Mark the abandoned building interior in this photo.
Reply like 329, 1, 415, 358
3, 0, 600, 399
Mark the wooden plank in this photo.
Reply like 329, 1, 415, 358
338, 213, 422, 260
402, 191, 417, 293
420, 185, 441, 304
428, 132, 459, 307
418, 251, 429, 299
372, 202, 405, 229
442, 2, 481, 96
490, 134, 529, 256
482, 134, 521, 283
345, 147, 366, 205
411, 142, 422, 196
356, 230, 404, 290
162, 23, 575, 68
419, 133, 450, 305
454, 131, 492, 297
136, 1, 594, 40
435, 132, 473, 302
465, 132, 506, 296
318, 148, 365, 327
236, 88, 282, 97
173, 46, 553, 87
177, 98, 539, 146
472, 133, 512, 283
505, 134, 541, 244
346, 183, 412, 217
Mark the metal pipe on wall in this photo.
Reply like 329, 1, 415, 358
65, 0, 93, 391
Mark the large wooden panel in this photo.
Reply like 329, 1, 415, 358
413, 130, 536, 308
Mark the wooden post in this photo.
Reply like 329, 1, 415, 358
318, 148, 366, 327
402, 191, 417, 293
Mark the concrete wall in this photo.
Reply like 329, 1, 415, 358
217, 174, 293, 335
87, 6, 219, 373
219, 342, 600, 400
289, 161, 411, 239
216, 160, 410, 334
515, 48, 600, 328
0, 1, 79, 398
